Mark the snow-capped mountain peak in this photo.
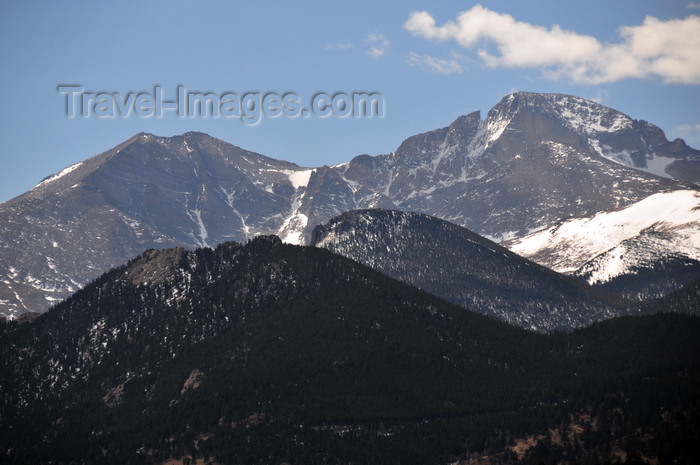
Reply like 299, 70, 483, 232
1, 92, 699, 317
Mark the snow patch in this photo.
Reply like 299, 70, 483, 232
590, 140, 675, 180
642, 155, 675, 179
192, 209, 208, 245
554, 96, 632, 134
12, 291, 27, 310
35, 162, 84, 188
508, 190, 700, 274
259, 168, 314, 190
220, 187, 253, 238
284, 169, 314, 189
277, 188, 309, 245
487, 115, 509, 143
279, 211, 308, 245
181, 191, 210, 248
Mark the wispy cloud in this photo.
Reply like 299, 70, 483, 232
407, 52, 464, 74
366, 33, 390, 59
404, 5, 700, 85
687, 2, 700, 9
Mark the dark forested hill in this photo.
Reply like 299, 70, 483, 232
311, 209, 631, 332
1, 237, 698, 464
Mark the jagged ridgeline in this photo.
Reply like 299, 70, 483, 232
2, 237, 699, 464
2, 91, 699, 319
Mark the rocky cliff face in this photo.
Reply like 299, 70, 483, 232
325, 92, 697, 243
1, 92, 698, 317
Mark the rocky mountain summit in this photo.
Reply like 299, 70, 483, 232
0, 132, 315, 317
326, 92, 698, 241
1, 92, 698, 318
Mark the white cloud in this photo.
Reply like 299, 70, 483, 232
404, 5, 700, 85
671, 123, 700, 148
688, 2, 700, 9
366, 33, 390, 59
407, 52, 463, 74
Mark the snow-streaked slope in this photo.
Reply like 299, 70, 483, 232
575, 229, 699, 286
3, 92, 699, 318
507, 190, 700, 281
553, 95, 632, 134
589, 140, 677, 180
0, 132, 313, 319
275, 169, 315, 244
34, 162, 85, 188
330, 91, 695, 244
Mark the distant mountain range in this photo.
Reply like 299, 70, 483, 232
3, 237, 699, 464
3, 91, 700, 464
1, 91, 699, 318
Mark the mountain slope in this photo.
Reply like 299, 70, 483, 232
0, 236, 549, 463
2, 92, 699, 318
325, 92, 698, 243
643, 275, 700, 316
0, 132, 315, 318
505, 189, 700, 300
1, 237, 699, 464
312, 209, 631, 332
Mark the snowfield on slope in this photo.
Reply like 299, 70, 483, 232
507, 190, 700, 275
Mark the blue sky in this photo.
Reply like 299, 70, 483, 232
1, 0, 698, 202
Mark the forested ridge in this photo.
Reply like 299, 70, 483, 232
1, 237, 698, 464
